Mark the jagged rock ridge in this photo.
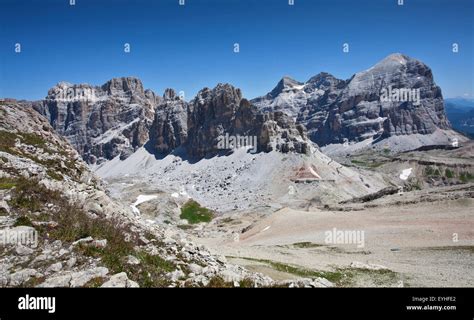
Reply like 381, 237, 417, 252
151, 84, 310, 158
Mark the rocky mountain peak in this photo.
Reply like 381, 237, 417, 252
163, 88, 178, 100
100, 77, 145, 96
34, 78, 159, 164
306, 72, 343, 89
254, 53, 451, 148
269, 76, 304, 97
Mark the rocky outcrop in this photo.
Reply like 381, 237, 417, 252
33, 77, 159, 164
252, 53, 452, 146
252, 73, 346, 122
150, 83, 311, 158
149, 89, 188, 154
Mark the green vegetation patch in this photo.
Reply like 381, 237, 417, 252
180, 200, 214, 224
47, 169, 63, 181
460, 172, 474, 183
0, 176, 17, 189
424, 166, 441, 176
444, 168, 454, 179
233, 256, 399, 287
291, 242, 324, 249
13, 216, 33, 227
235, 257, 346, 284
350, 159, 384, 168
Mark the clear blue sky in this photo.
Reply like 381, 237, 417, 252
0, 0, 472, 100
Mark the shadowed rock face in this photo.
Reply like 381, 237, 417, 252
252, 53, 451, 146
33, 77, 159, 164
149, 89, 188, 154
150, 83, 310, 158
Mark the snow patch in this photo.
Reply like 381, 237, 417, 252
399, 168, 412, 180
130, 194, 158, 215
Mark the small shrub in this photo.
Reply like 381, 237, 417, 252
0, 177, 16, 189
47, 169, 63, 181
13, 216, 33, 227
460, 172, 474, 183
206, 276, 233, 288
445, 169, 454, 179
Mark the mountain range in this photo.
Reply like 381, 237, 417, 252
24, 53, 460, 165
1, 53, 473, 288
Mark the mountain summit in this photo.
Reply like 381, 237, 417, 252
253, 53, 452, 147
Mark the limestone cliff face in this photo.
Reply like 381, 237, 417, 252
149, 89, 188, 154
33, 77, 159, 164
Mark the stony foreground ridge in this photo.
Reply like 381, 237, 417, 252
0, 101, 332, 288
252, 53, 452, 146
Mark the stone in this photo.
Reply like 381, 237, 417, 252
100, 272, 139, 288
188, 263, 203, 275
350, 261, 388, 271
9, 269, 39, 286
46, 262, 63, 274
311, 277, 334, 288
72, 236, 94, 246
126, 255, 140, 265
37, 274, 72, 288
39, 267, 109, 288
0, 200, 10, 214
66, 257, 77, 268
15, 245, 34, 256
168, 270, 185, 282
58, 249, 69, 257
192, 275, 209, 287
216, 255, 227, 264
219, 269, 242, 283
91, 239, 107, 248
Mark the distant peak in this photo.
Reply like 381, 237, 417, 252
269, 76, 303, 97
163, 88, 177, 100
374, 53, 418, 68
384, 53, 409, 61
279, 76, 301, 87
101, 77, 144, 94
306, 72, 339, 84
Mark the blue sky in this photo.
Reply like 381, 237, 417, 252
0, 0, 472, 100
